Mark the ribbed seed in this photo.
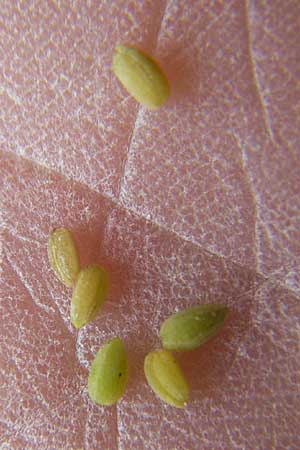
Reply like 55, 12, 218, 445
144, 349, 189, 408
160, 304, 229, 351
71, 264, 109, 329
88, 337, 128, 405
48, 227, 80, 288
112, 45, 170, 109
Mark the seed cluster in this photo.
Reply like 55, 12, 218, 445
46, 45, 229, 409
48, 227, 228, 407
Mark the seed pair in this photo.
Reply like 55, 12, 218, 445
48, 228, 109, 329
144, 304, 228, 408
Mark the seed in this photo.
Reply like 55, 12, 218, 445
160, 304, 229, 351
71, 264, 109, 329
112, 45, 170, 109
48, 227, 80, 288
88, 337, 128, 405
144, 349, 189, 408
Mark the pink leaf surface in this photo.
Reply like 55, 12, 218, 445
1, 1, 299, 449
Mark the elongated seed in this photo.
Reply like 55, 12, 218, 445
144, 350, 189, 408
48, 227, 80, 288
112, 45, 170, 109
88, 337, 128, 405
160, 304, 229, 351
71, 264, 109, 329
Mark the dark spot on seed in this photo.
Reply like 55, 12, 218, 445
118, 373, 122, 377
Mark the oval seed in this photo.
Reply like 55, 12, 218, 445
144, 350, 189, 408
160, 304, 229, 351
88, 337, 128, 406
71, 264, 109, 329
112, 45, 170, 109
48, 227, 80, 288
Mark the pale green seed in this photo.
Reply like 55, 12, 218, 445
71, 264, 109, 329
112, 45, 170, 109
48, 227, 80, 288
160, 304, 229, 351
88, 337, 128, 406
144, 350, 189, 408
